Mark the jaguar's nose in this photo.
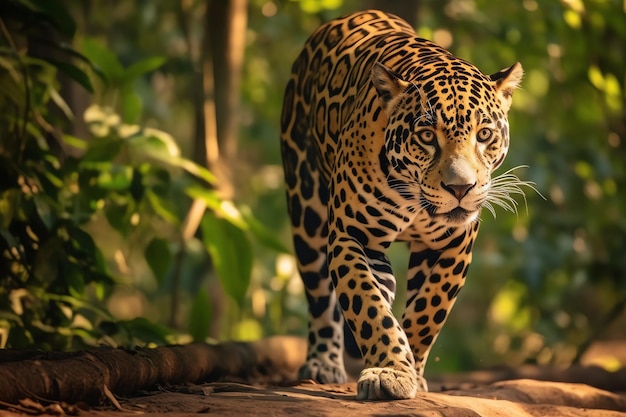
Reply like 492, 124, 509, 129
441, 182, 476, 200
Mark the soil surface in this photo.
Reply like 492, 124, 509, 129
2, 377, 625, 417
1, 338, 625, 416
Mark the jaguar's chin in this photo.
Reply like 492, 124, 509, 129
440, 207, 479, 225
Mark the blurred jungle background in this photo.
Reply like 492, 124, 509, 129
1, 0, 625, 378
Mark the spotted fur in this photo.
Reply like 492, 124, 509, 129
280, 10, 523, 400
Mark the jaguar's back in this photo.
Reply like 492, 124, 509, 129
280, 10, 523, 400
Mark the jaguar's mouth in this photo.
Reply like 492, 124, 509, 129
420, 195, 478, 224
446, 207, 472, 222
433, 206, 478, 225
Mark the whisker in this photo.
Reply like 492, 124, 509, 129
483, 165, 545, 219
486, 196, 518, 214
482, 201, 497, 218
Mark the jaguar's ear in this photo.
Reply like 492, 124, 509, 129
489, 62, 523, 113
372, 62, 410, 114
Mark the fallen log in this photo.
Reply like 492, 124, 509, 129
0, 336, 306, 404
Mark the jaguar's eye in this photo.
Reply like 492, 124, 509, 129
417, 128, 436, 144
477, 127, 493, 142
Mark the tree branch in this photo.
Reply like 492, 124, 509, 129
0, 336, 306, 404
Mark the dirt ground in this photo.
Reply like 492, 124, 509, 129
1, 338, 625, 416
2, 376, 626, 417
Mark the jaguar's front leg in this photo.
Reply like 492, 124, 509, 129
402, 225, 478, 387
328, 224, 418, 400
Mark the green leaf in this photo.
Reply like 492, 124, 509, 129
145, 189, 180, 225
39, 291, 115, 320
33, 194, 55, 229
240, 206, 291, 253
66, 223, 97, 256
48, 59, 94, 93
62, 134, 87, 150
0, 190, 18, 229
24, 38, 105, 82
0, 311, 24, 327
120, 84, 142, 123
124, 56, 167, 81
80, 37, 124, 82
31, 0, 77, 37
28, 38, 98, 65
129, 168, 145, 202
48, 85, 73, 118
43, 170, 63, 189
128, 132, 179, 159
186, 188, 246, 228
145, 238, 172, 285
65, 264, 85, 298
185, 186, 223, 211
127, 131, 216, 185
0, 229, 23, 259
105, 202, 130, 236
188, 289, 212, 342
168, 157, 216, 185
97, 166, 133, 191
91, 244, 111, 278
81, 138, 124, 164
118, 317, 171, 345
200, 214, 252, 307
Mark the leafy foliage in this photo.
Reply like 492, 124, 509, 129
0, 0, 270, 349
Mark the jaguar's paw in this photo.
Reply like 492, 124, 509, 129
356, 367, 426, 400
298, 358, 347, 384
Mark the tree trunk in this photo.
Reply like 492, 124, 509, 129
0, 336, 305, 405
203, 0, 248, 197
170, 0, 249, 336
198, 0, 249, 339
208, 0, 247, 169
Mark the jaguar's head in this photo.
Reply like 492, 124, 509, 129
372, 58, 523, 226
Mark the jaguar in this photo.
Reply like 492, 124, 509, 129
279, 9, 524, 400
